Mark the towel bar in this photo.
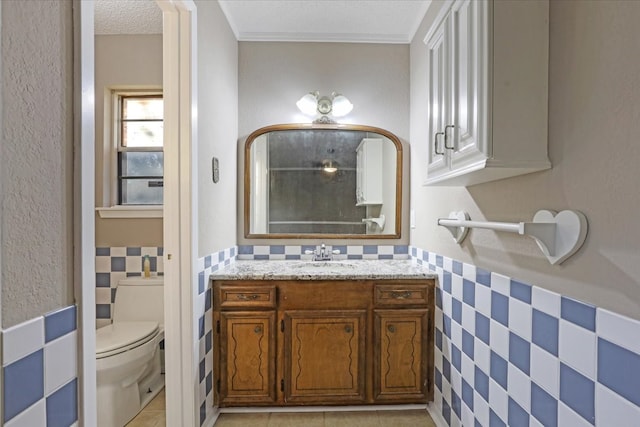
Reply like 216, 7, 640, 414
437, 210, 588, 265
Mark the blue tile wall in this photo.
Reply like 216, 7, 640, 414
410, 246, 640, 427
532, 309, 559, 356
46, 378, 77, 427
597, 338, 640, 406
196, 246, 236, 426
4, 349, 44, 422
2, 305, 78, 426
95, 246, 164, 327
560, 363, 595, 424
531, 382, 558, 427
45, 305, 77, 343
561, 296, 597, 332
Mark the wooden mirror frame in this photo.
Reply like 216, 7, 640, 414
244, 123, 403, 239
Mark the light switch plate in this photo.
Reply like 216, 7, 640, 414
212, 157, 219, 183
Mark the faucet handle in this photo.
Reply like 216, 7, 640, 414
332, 249, 341, 255
304, 250, 315, 255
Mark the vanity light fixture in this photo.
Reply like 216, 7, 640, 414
296, 91, 353, 123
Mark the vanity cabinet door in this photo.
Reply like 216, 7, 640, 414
374, 309, 429, 402
283, 310, 366, 404
218, 311, 276, 405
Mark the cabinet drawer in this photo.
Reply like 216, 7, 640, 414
374, 284, 430, 307
218, 285, 276, 309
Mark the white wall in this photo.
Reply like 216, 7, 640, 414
410, 0, 640, 320
196, 0, 238, 258
237, 42, 410, 245
1, 0, 74, 327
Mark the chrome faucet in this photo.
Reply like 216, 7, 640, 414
305, 243, 340, 261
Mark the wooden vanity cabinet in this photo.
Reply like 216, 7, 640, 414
218, 311, 276, 405
214, 283, 277, 406
283, 310, 367, 404
373, 283, 434, 403
213, 279, 434, 407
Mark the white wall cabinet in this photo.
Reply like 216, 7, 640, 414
424, 0, 551, 186
356, 138, 383, 205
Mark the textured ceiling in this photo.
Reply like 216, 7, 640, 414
94, 0, 162, 35
219, 0, 432, 43
94, 0, 431, 43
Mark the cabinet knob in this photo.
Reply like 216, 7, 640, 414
344, 325, 352, 334
388, 324, 396, 333
254, 326, 262, 334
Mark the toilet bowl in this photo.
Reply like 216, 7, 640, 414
96, 322, 164, 427
96, 277, 165, 427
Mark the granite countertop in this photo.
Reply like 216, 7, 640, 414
210, 259, 437, 281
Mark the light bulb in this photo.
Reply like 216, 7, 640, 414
296, 93, 318, 116
322, 160, 338, 173
331, 94, 353, 117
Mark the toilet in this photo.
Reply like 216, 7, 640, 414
96, 276, 165, 427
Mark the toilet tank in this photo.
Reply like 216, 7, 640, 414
113, 277, 164, 326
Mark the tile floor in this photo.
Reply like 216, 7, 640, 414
124, 391, 435, 427
126, 388, 166, 427
214, 409, 436, 427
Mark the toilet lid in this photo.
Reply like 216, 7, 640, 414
96, 321, 159, 358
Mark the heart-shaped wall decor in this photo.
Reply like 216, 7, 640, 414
531, 209, 588, 265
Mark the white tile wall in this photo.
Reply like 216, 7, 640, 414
4, 400, 46, 427
3, 317, 44, 366
596, 307, 640, 354
2, 305, 77, 425
44, 332, 77, 395
413, 246, 640, 427
530, 344, 559, 398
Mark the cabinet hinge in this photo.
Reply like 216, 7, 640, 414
216, 320, 220, 334
217, 379, 220, 393
280, 319, 284, 332
280, 379, 285, 392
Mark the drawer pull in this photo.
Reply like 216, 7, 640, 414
254, 326, 262, 334
236, 294, 259, 301
390, 291, 412, 299
388, 324, 396, 333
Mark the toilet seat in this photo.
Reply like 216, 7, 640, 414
96, 321, 159, 359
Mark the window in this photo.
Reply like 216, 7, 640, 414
116, 93, 164, 205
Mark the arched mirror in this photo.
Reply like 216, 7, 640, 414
244, 123, 402, 239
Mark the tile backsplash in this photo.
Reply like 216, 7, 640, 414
411, 247, 640, 427
95, 246, 164, 327
2, 305, 78, 426
237, 244, 409, 260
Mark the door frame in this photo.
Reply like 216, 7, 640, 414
75, 1, 96, 424
157, 0, 199, 425
77, 0, 198, 425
